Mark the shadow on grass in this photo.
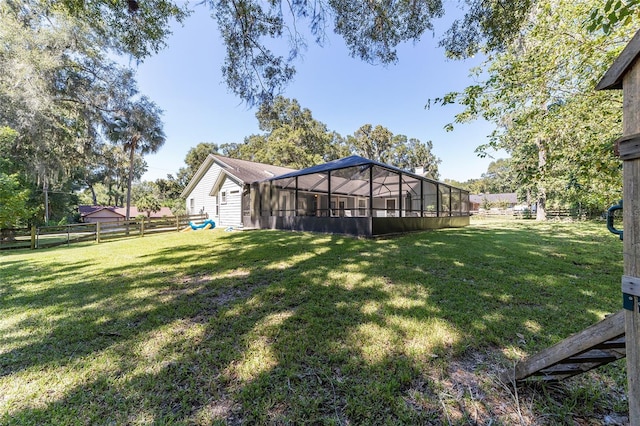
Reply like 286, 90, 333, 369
0, 222, 624, 424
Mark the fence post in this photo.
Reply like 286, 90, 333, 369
176, 215, 180, 231
140, 219, 145, 237
596, 29, 640, 424
30, 226, 36, 250
96, 222, 101, 244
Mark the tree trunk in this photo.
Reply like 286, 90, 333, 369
43, 177, 49, 224
125, 135, 140, 220
87, 182, 97, 205
535, 137, 547, 221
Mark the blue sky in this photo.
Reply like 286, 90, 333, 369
130, 5, 505, 183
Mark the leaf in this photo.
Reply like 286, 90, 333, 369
604, 0, 614, 13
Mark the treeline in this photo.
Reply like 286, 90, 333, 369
432, 0, 635, 219
77, 96, 444, 219
0, 1, 440, 229
0, 3, 165, 228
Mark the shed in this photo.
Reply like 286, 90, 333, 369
79, 205, 174, 223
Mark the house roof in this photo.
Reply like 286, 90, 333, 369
469, 193, 518, 204
215, 155, 297, 183
79, 205, 122, 217
181, 154, 297, 197
596, 29, 640, 90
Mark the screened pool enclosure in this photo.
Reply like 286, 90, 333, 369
244, 156, 469, 236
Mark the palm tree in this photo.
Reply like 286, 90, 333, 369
107, 96, 165, 219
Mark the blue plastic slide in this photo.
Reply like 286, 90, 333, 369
188, 219, 216, 230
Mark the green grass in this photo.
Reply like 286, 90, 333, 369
0, 220, 628, 424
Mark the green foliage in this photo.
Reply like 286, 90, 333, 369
153, 175, 184, 202
173, 142, 222, 189
79, 144, 144, 207
0, 127, 31, 227
440, 0, 534, 59
132, 187, 162, 217
0, 2, 161, 221
443, 178, 471, 191
0, 172, 31, 228
347, 124, 441, 178
432, 0, 633, 215
105, 95, 165, 218
131, 179, 184, 216
587, 0, 639, 34
54, 0, 535, 105
54, 0, 191, 59
461, 159, 516, 194
227, 97, 348, 169
182, 142, 219, 179
208, 99, 441, 175
210, 0, 445, 104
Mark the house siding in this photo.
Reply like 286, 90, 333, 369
83, 210, 123, 223
218, 178, 243, 227
184, 162, 222, 220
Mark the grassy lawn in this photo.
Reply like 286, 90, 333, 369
0, 219, 628, 424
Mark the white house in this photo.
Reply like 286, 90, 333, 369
180, 155, 296, 228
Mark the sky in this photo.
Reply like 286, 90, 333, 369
129, 5, 506, 183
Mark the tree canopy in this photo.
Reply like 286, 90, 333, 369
50, 0, 575, 105
223, 97, 348, 169
0, 127, 31, 229
0, 1, 165, 224
431, 0, 635, 217
219, 97, 441, 176
106, 95, 165, 219
346, 125, 441, 178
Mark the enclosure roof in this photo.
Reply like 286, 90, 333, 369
267, 155, 416, 181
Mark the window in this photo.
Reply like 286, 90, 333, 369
215, 195, 220, 216
221, 191, 227, 204
358, 199, 367, 216
386, 199, 396, 217
189, 198, 195, 212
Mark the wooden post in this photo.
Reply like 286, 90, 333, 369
622, 62, 640, 426
597, 29, 640, 425
30, 226, 36, 250
96, 222, 101, 244
140, 219, 145, 237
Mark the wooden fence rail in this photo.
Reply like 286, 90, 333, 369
0, 214, 208, 251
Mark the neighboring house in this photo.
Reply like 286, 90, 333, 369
180, 155, 296, 228
79, 205, 173, 223
183, 154, 471, 236
469, 193, 519, 211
